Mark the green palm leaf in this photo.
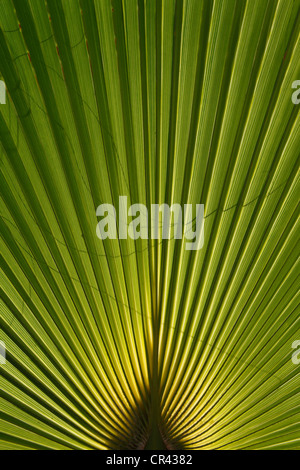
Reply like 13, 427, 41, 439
0, 0, 299, 450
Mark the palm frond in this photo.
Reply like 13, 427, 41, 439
0, 0, 299, 450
